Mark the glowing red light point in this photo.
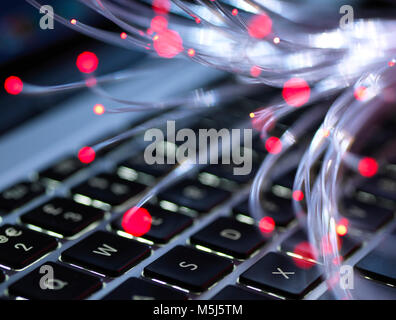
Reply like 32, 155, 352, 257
152, 0, 170, 15
388, 60, 395, 67
78, 146, 96, 164
122, 207, 152, 237
265, 136, 282, 154
250, 65, 261, 78
293, 241, 316, 269
187, 48, 195, 57
336, 218, 349, 237
76, 51, 99, 74
248, 13, 272, 39
85, 77, 97, 87
232, 9, 238, 16
93, 104, 105, 115
70, 19, 77, 25
259, 216, 275, 233
336, 224, 348, 237
4, 76, 23, 95
195, 17, 201, 24
153, 29, 183, 59
354, 86, 367, 101
292, 190, 304, 202
150, 16, 168, 33
120, 32, 127, 39
282, 78, 311, 107
358, 157, 378, 177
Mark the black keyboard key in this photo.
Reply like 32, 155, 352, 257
271, 170, 297, 191
0, 224, 58, 269
233, 194, 294, 227
119, 153, 175, 178
190, 217, 266, 259
211, 285, 275, 300
21, 198, 104, 237
112, 204, 193, 243
239, 252, 322, 299
103, 277, 188, 300
0, 181, 45, 215
202, 160, 259, 184
8, 262, 102, 300
357, 175, 396, 202
341, 199, 394, 231
61, 231, 150, 277
281, 229, 360, 260
40, 157, 86, 182
72, 173, 146, 206
144, 245, 233, 292
319, 274, 396, 300
356, 235, 396, 286
159, 180, 230, 213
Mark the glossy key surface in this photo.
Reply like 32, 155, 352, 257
61, 231, 150, 277
103, 277, 188, 300
239, 252, 322, 299
0, 224, 58, 269
144, 245, 233, 292
9, 262, 102, 300
21, 198, 104, 237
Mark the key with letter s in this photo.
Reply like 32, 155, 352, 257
144, 245, 233, 292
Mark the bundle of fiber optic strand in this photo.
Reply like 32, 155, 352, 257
22, 0, 396, 299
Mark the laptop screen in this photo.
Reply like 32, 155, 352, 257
0, 1, 102, 66
0, 0, 143, 137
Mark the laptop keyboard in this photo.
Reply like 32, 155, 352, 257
0, 97, 396, 300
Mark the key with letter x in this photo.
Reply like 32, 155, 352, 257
239, 252, 322, 299
272, 268, 295, 279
